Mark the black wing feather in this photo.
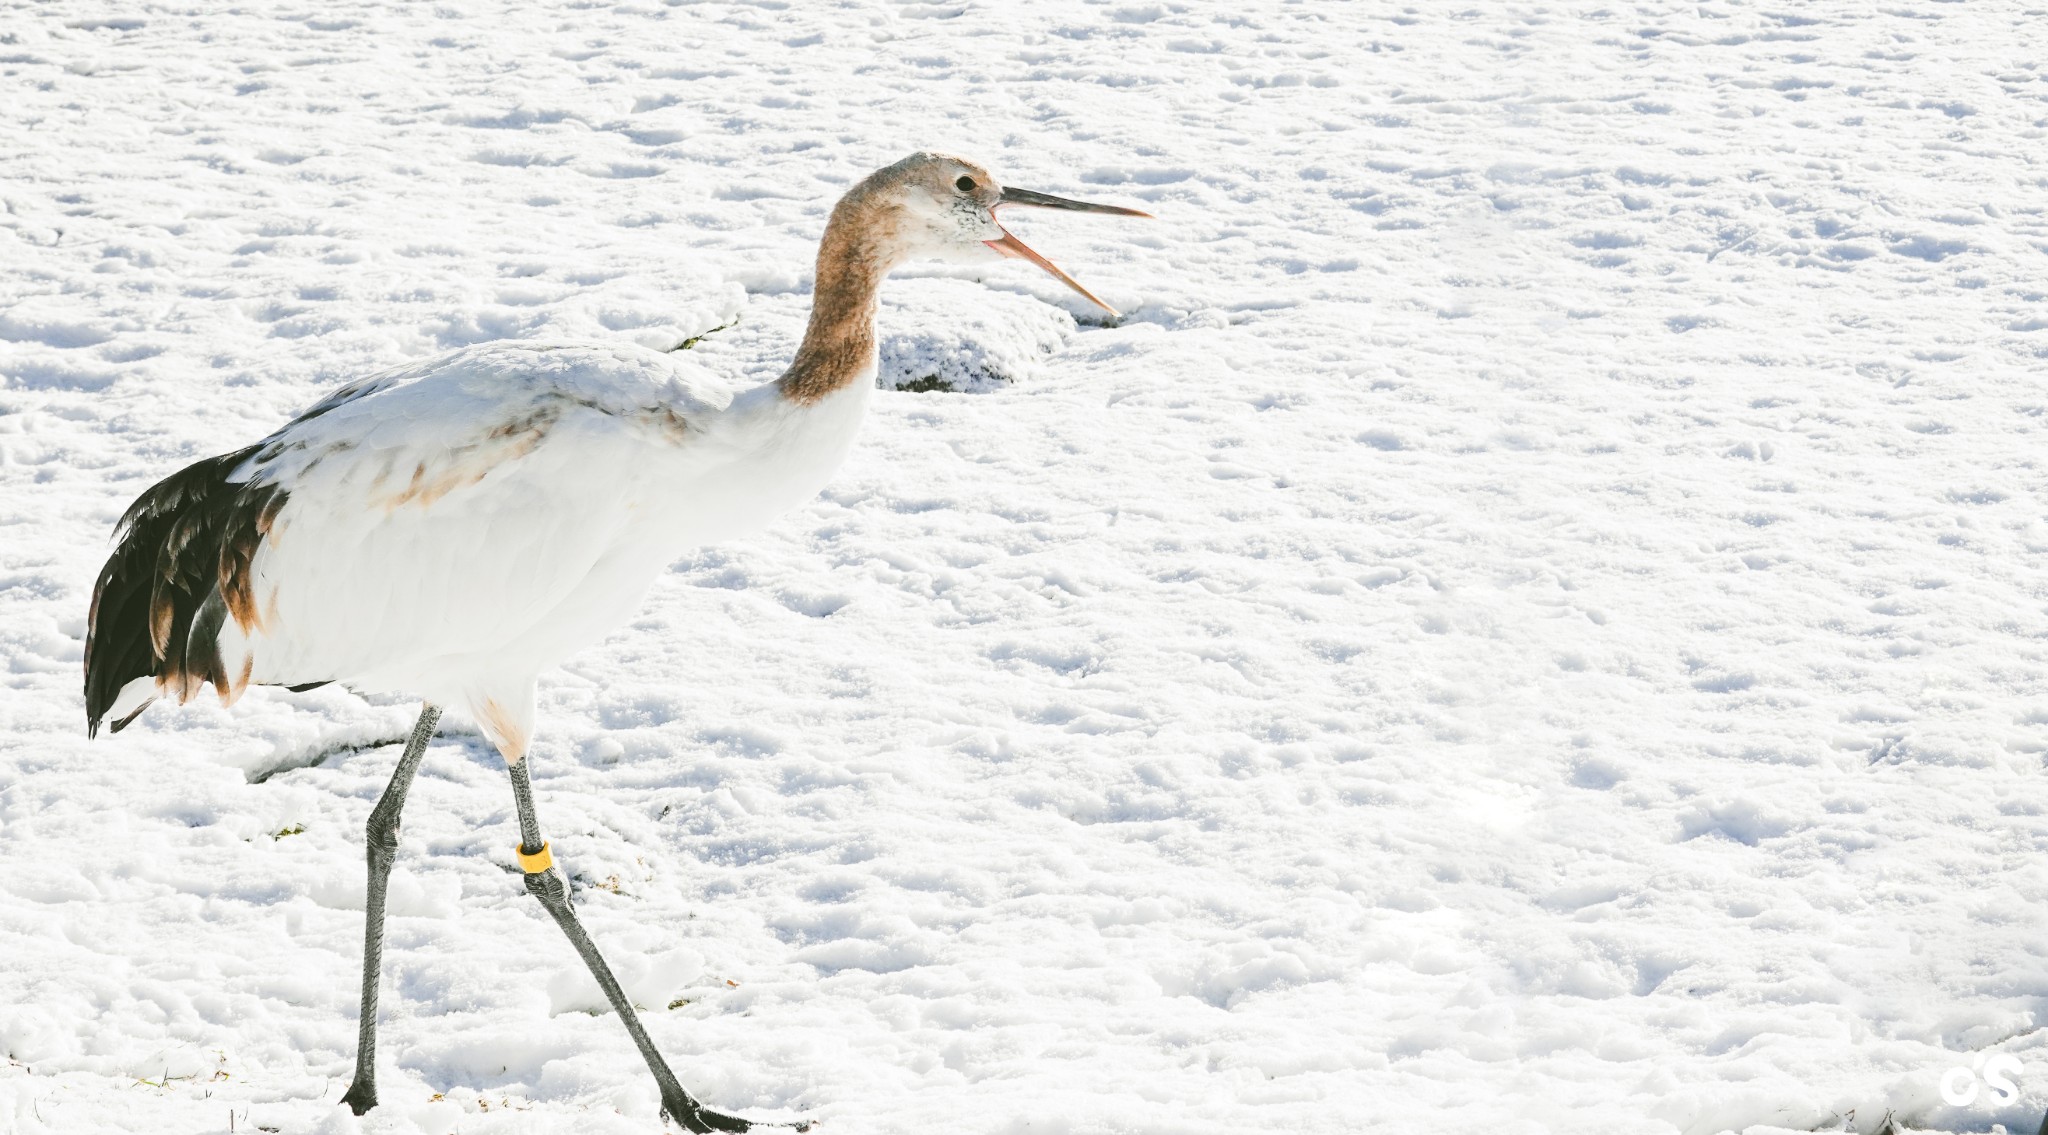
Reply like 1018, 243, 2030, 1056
83, 445, 285, 737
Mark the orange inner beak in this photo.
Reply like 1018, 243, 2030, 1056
983, 187, 1152, 317
984, 226, 1123, 316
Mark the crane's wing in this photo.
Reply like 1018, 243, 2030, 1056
86, 342, 735, 733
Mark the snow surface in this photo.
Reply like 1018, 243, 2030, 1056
3, 3, 2047, 1133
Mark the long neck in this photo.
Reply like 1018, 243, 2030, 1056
777, 197, 895, 405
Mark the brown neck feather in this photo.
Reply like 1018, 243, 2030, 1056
777, 189, 899, 405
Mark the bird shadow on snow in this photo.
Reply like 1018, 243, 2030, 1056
245, 718, 493, 784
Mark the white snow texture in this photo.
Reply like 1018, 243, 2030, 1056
2, 3, 2045, 1134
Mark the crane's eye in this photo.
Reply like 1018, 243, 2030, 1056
955, 175, 977, 193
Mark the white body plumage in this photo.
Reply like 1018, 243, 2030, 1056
105, 341, 873, 758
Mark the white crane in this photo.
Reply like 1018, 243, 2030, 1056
82, 152, 1148, 1132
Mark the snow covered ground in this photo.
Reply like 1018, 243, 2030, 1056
3, 2, 2046, 1132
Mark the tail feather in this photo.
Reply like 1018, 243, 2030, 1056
104, 675, 157, 735
84, 445, 286, 736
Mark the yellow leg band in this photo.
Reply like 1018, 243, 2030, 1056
515, 841, 554, 874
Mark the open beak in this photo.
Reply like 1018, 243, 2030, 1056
986, 186, 1153, 316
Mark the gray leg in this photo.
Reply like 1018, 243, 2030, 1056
339, 704, 442, 1116
506, 758, 752, 1133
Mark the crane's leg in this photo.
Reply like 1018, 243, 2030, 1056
339, 704, 442, 1116
506, 757, 752, 1133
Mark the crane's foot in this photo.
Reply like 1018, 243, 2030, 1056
662, 1093, 812, 1133
339, 1080, 377, 1116
663, 1093, 751, 1133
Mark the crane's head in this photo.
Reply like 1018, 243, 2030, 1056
847, 151, 1152, 316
